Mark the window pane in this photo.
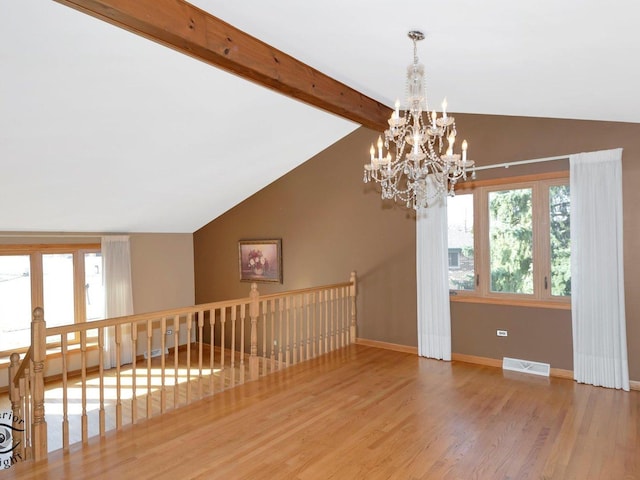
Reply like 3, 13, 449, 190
550, 185, 571, 296
489, 188, 533, 294
85, 253, 104, 321
43, 253, 74, 327
447, 194, 475, 290
0, 256, 31, 351
448, 251, 460, 268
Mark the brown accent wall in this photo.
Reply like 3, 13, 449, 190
194, 114, 640, 381
194, 127, 417, 346
455, 114, 640, 380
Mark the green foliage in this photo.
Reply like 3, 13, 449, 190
489, 189, 533, 294
549, 185, 571, 296
451, 274, 475, 291
461, 246, 474, 258
487, 185, 571, 297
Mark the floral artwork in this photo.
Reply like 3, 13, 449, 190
239, 240, 282, 283
247, 249, 268, 275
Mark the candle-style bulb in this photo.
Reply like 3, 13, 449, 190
462, 140, 468, 162
442, 97, 448, 119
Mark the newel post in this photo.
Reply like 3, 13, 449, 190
8, 353, 23, 453
31, 307, 48, 460
350, 271, 357, 343
249, 283, 260, 380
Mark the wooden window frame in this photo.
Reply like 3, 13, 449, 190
449, 172, 570, 310
0, 243, 101, 356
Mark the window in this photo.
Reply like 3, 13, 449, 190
447, 193, 475, 291
43, 253, 75, 328
0, 244, 103, 354
548, 184, 571, 296
448, 250, 460, 269
488, 187, 534, 295
447, 174, 570, 306
0, 255, 31, 353
85, 252, 105, 322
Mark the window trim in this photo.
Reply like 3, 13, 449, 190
0, 243, 101, 356
449, 171, 570, 309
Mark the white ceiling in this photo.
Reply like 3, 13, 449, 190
2, 0, 640, 233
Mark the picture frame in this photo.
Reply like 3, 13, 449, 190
238, 239, 283, 283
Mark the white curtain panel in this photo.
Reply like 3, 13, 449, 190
570, 148, 629, 391
102, 235, 135, 369
416, 176, 451, 360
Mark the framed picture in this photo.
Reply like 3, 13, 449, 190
238, 239, 283, 283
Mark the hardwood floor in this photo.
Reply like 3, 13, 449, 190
1, 346, 256, 453
3, 344, 639, 479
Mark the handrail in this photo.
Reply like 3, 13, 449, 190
12, 346, 32, 388
46, 280, 354, 337
46, 299, 248, 336
259, 281, 353, 301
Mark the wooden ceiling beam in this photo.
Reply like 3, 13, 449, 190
54, 0, 391, 131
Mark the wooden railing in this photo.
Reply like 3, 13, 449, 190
8, 272, 357, 461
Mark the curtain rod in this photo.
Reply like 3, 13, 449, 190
470, 154, 569, 172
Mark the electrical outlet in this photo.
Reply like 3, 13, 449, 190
166, 329, 173, 336
497, 330, 508, 337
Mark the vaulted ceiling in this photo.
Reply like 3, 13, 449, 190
2, 0, 639, 233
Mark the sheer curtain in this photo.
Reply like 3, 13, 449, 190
102, 236, 134, 369
570, 148, 629, 391
416, 177, 451, 360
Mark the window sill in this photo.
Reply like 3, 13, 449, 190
450, 295, 571, 310
0, 342, 100, 369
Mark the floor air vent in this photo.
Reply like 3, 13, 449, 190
144, 348, 168, 359
502, 357, 550, 377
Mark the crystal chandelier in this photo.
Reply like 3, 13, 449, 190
363, 31, 474, 209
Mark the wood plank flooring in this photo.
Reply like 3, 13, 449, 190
2, 344, 639, 479
0, 346, 265, 453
